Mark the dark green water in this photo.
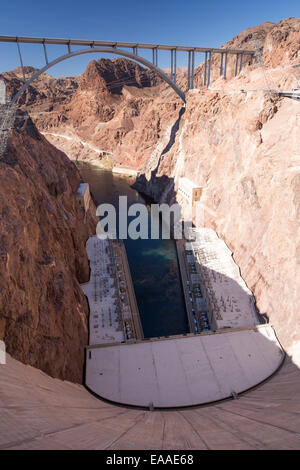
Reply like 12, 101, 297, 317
76, 162, 188, 338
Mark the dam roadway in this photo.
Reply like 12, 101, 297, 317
0, 352, 299, 449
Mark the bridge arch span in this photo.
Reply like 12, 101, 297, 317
11, 46, 186, 104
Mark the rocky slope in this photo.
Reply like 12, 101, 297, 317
1, 66, 78, 109
180, 18, 300, 89
0, 110, 97, 382
1, 58, 168, 169
136, 79, 299, 361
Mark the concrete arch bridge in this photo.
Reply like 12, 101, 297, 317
0, 35, 258, 103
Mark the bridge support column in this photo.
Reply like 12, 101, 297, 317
187, 50, 191, 90
16, 40, 25, 83
204, 51, 207, 86
191, 50, 195, 89
220, 52, 224, 76
67, 42, 71, 54
224, 52, 228, 79
234, 53, 239, 76
174, 49, 177, 84
207, 51, 211, 87
152, 48, 158, 67
43, 42, 49, 65
239, 53, 243, 73
170, 49, 177, 83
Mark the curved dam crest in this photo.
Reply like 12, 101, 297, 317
77, 163, 285, 408
86, 326, 284, 408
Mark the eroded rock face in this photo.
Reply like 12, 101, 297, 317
0, 66, 78, 109
131, 20, 300, 361
1, 58, 167, 169
134, 66, 300, 360
0, 111, 97, 382
263, 18, 300, 66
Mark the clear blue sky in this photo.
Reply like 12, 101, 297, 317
0, 0, 299, 75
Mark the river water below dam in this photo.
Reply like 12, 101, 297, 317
76, 162, 189, 338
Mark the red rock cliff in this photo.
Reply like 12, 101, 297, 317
0, 110, 97, 382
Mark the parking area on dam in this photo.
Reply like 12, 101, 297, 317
86, 325, 284, 408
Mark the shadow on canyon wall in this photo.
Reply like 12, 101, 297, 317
132, 106, 185, 204
161, 106, 186, 156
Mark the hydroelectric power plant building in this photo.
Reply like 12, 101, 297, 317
81, 204, 284, 408
183, 228, 258, 331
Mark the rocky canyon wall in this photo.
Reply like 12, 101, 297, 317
134, 20, 300, 362
0, 110, 97, 382
136, 85, 299, 362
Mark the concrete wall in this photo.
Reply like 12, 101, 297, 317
0, 352, 299, 449
0, 81, 5, 104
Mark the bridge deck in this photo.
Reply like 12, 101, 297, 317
0, 35, 258, 102
0, 35, 256, 55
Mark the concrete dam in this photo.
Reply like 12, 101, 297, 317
1, 351, 299, 449
0, 173, 299, 450
0, 17, 299, 451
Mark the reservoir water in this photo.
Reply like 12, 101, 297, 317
76, 162, 189, 338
